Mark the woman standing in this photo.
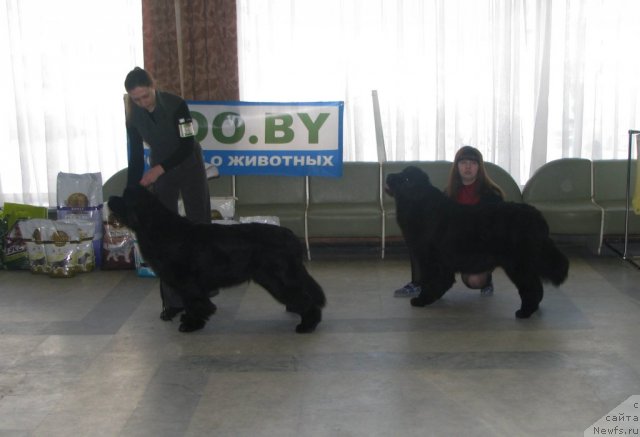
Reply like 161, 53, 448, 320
124, 67, 213, 321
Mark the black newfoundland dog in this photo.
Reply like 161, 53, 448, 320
386, 166, 569, 318
108, 185, 326, 333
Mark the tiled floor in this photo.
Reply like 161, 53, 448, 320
0, 243, 639, 436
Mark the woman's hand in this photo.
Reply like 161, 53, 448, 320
140, 165, 165, 187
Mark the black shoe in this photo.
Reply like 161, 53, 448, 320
160, 307, 184, 321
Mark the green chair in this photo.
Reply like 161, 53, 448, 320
593, 159, 640, 244
306, 162, 383, 258
522, 158, 603, 242
484, 162, 522, 203
234, 174, 307, 239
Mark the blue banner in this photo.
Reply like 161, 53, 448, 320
188, 101, 344, 177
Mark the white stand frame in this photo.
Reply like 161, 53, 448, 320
605, 129, 640, 269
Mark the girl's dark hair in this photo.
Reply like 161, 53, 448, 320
445, 145, 505, 199
124, 67, 154, 92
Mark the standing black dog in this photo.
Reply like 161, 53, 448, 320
385, 166, 569, 318
108, 185, 326, 333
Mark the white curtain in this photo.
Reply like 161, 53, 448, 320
1, 0, 142, 206
237, 0, 640, 185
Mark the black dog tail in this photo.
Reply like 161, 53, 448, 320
537, 238, 570, 286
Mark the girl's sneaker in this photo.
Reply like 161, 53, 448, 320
394, 282, 422, 297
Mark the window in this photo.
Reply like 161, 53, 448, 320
1, 0, 142, 205
238, 0, 640, 184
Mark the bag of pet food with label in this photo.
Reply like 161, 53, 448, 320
56, 172, 104, 267
101, 210, 135, 270
179, 196, 237, 221
42, 221, 80, 278
211, 197, 236, 220
17, 219, 50, 274
62, 219, 95, 273
5, 220, 30, 271
239, 216, 280, 226
2, 203, 48, 270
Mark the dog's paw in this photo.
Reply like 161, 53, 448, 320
410, 297, 427, 307
295, 323, 316, 333
515, 306, 538, 319
411, 296, 439, 307
178, 315, 206, 332
295, 307, 321, 333
160, 307, 183, 321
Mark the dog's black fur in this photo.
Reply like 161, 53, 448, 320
385, 166, 569, 318
108, 185, 326, 333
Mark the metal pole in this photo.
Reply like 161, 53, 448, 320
372, 90, 387, 163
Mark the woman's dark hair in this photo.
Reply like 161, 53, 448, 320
124, 67, 154, 92
445, 145, 505, 199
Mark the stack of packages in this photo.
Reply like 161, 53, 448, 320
17, 218, 95, 277
101, 202, 136, 271
0, 201, 96, 277
56, 172, 104, 267
1, 203, 48, 270
99, 187, 151, 276
102, 200, 152, 276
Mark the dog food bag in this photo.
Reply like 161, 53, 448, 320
2, 203, 48, 270
56, 172, 104, 267
17, 219, 50, 274
65, 219, 95, 273
42, 221, 80, 278
177, 196, 236, 220
211, 219, 239, 225
102, 212, 135, 270
4, 222, 30, 270
239, 216, 281, 226
211, 197, 236, 220
56, 172, 103, 207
